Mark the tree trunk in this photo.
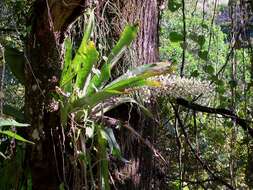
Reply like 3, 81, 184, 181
24, 0, 163, 189
106, 1, 166, 189
121, 0, 160, 66
24, 0, 86, 189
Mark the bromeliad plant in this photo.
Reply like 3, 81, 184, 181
57, 10, 174, 190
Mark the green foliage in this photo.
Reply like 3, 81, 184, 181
57, 10, 174, 189
159, 1, 253, 189
0, 118, 28, 127
168, 0, 182, 12
86, 24, 139, 95
0, 146, 26, 190
4, 47, 25, 84
3, 105, 24, 122
169, 32, 184, 42
97, 126, 110, 190
0, 130, 34, 144
0, 118, 33, 144
198, 50, 208, 61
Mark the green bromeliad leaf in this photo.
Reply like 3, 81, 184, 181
0, 130, 34, 144
93, 96, 153, 118
5, 47, 25, 84
104, 62, 174, 91
69, 62, 174, 113
60, 9, 96, 92
86, 63, 110, 95
70, 89, 123, 112
60, 38, 73, 92
0, 118, 33, 144
82, 9, 95, 47
107, 24, 138, 68
0, 118, 29, 127
97, 126, 110, 190
75, 41, 99, 89
86, 24, 139, 95
104, 127, 121, 157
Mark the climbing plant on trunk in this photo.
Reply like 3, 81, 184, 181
22, 0, 165, 189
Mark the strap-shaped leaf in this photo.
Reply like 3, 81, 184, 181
86, 63, 110, 95
70, 89, 123, 112
60, 38, 73, 92
0, 118, 29, 127
104, 62, 174, 91
107, 64, 154, 85
97, 126, 110, 190
106, 78, 160, 93
82, 9, 95, 47
104, 127, 121, 158
87, 24, 138, 95
75, 41, 99, 89
60, 9, 96, 92
94, 97, 153, 118
72, 9, 96, 74
70, 62, 174, 113
107, 24, 138, 68
0, 130, 34, 144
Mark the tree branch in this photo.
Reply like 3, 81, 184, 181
171, 103, 235, 190
176, 98, 253, 138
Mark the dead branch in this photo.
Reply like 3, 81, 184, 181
176, 98, 253, 138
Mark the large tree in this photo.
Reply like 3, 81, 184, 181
23, 0, 162, 189
109, 1, 164, 189
25, 1, 89, 189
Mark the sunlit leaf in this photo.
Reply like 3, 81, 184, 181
87, 24, 138, 95
0, 130, 34, 144
60, 38, 73, 92
61, 9, 96, 92
107, 24, 138, 68
82, 9, 95, 45
0, 118, 29, 127
169, 32, 184, 42
75, 41, 99, 89
86, 63, 110, 95
70, 62, 174, 113
105, 62, 174, 91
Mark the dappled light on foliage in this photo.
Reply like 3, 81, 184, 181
1, 0, 253, 189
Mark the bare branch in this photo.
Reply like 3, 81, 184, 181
176, 98, 253, 138
171, 103, 235, 190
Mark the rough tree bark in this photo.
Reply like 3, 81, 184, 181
25, 0, 87, 189
24, 0, 163, 189
105, 1, 166, 189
